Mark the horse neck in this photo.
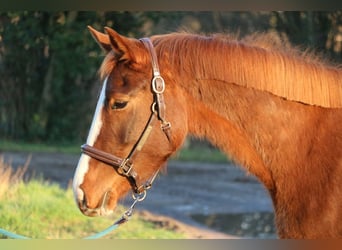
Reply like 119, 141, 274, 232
162, 42, 331, 192
178, 78, 277, 191
157, 35, 342, 187
158, 37, 327, 181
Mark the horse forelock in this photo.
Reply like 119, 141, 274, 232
153, 32, 342, 108
99, 51, 117, 80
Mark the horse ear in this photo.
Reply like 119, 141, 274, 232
87, 26, 112, 52
104, 26, 138, 62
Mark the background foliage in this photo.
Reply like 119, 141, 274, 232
1, 11, 341, 144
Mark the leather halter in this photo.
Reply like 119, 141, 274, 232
81, 38, 171, 194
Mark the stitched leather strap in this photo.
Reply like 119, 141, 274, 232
81, 144, 138, 179
140, 38, 171, 134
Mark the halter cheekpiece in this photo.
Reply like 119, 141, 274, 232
81, 38, 171, 195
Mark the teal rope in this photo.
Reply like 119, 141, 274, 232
83, 223, 119, 239
84, 215, 128, 239
0, 228, 30, 239
0, 215, 128, 239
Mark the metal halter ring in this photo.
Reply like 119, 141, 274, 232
132, 190, 147, 201
151, 102, 157, 113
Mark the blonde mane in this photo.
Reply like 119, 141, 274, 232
154, 32, 342, 108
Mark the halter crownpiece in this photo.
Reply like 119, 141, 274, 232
81, 37, 171, 194
140, 38, 171, 139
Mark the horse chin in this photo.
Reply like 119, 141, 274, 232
82, 206, 114, 217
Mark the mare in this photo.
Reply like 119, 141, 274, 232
73, 26, 342, 239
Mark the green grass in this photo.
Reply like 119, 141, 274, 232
0, 181, 184, 239
0, 159, 184, 239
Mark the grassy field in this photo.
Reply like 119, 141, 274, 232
0, 139, 229, 239
0, 157, 184, 239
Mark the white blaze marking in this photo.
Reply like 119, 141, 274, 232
73, 78, 108, 202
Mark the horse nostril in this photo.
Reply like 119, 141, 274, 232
82, 195, 87, 207
82, 199, 91, 213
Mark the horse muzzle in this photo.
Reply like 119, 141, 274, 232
76, 188, 115, 217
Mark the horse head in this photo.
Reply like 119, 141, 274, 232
72, 26, 187, 216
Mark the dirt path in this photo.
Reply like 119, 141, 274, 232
1, 150, 275, 239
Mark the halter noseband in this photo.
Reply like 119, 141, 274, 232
81, 38, 171, 195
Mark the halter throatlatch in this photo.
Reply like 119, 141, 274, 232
81, 37, 171, 195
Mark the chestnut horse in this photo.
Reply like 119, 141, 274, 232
73, 26, 342, 239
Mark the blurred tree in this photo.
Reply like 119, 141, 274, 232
0, 11, 144, 143
271, 11, 342, 62
0, 11, 341, 145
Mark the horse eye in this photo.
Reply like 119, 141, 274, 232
111, 101, 128, 110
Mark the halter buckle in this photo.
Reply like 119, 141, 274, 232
152, 75, 165, 94
118, 158, 134, 177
